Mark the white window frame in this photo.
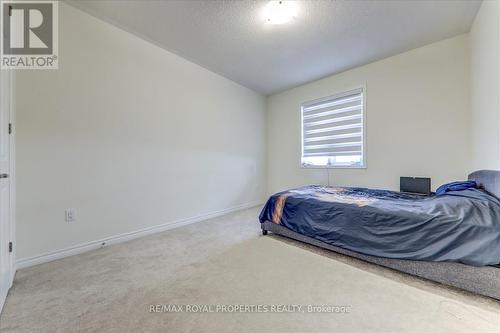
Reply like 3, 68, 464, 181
300, 85, 367, 169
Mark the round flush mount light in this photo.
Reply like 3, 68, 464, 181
262, 0, 299, 25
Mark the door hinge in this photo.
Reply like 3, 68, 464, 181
8, 5, 12, 17
8, 123, 12, 134
9, 242, 12, 253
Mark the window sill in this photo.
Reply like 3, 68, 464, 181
300, 164, 367, 169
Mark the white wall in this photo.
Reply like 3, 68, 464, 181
267, 35, 471, 194
15, 3, 266, 260
470, 0, 500, 170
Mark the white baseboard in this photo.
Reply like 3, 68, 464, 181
16, 201, 262, 270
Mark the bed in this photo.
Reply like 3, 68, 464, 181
259, 170, 500, 300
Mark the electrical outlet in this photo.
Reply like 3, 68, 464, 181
65, 209, 76, 222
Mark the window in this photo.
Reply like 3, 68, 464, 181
301, 88, 365, 168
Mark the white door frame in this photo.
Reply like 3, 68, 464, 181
8, 71, 15, 285
0, 69, 15, 314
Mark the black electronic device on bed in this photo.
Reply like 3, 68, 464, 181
400, 177, 431, 195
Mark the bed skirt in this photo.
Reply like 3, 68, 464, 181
262, 221, 500, 300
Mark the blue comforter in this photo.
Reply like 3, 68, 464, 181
259, 186, 500, 266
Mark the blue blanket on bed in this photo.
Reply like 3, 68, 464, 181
259, 186, 500, 266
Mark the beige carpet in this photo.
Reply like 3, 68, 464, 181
0, 207, 499, 333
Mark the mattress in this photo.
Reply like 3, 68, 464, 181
259, 186, 500, 266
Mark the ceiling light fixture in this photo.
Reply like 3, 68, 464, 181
262, 0, 299, 25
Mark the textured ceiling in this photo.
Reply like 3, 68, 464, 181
68, 0, 481, 95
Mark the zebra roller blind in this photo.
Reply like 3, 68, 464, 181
301, 88, 365, 167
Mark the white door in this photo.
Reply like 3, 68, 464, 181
0, 68, 13, 313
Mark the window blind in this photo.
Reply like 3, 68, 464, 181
301, 88, 364, 166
